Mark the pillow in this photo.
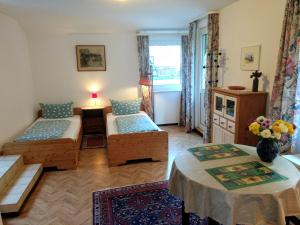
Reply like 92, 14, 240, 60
110, 99, 142, 115
40, 102, 74, 119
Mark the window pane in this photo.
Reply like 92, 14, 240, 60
149, 45, 181, 85
200, 33, 208, 89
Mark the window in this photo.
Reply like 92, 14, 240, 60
149, 44, 181, 87
294, 56, 300, 152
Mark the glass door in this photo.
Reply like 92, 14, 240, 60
224, 96, 237, 121
195, 27, 208, 132
214, 93, 224, 116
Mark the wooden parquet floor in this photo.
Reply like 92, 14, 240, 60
3, 126, 203, 225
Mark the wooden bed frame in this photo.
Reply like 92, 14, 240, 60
103, 107, 168, 166
1, 108, 82, 170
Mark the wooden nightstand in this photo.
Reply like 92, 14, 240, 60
81, 107, 106, 135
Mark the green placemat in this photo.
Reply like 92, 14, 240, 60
206, 161, 288, 190
188, 144, 249, 161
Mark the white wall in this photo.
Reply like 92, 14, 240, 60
0, 13, 35, 147
219, 0, 286, 100
154, 91, 181, 125
28, 32, 140, 107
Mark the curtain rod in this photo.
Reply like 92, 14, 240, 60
136, 29, 188, 36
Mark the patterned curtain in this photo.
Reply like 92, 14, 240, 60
180, 35, 189, 127
181, 21, 198, 133
270, 0, 300, 122
270, 0, 300, 152
137, 35, 154, 119
203, 13, 219, 143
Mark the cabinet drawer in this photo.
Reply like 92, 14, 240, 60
82, 109, 103, 118
219, 117, 227, 128
212, 114, 220, 125
227, 120, 235, 133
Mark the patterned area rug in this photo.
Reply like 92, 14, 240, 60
82, 134, 106, 149
93, 181, 208, 225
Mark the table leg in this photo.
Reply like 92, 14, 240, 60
285, 216, 300, 225
182, 201, 190, 225
208, 217, 220, 225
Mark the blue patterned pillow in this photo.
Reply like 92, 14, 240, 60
110, 99, 142, 115
40, 102, 74, 119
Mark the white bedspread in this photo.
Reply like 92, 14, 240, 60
26, 115, 81, 141
106, 111, 160, 136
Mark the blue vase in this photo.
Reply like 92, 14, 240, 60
256, 139, 279, 163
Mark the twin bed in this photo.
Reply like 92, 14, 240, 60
104, 107, 168, 166
1, 106, 168, 169
1, 108, 82, 170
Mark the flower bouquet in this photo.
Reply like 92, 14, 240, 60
249, 116, 294, 162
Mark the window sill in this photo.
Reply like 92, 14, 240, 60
153, 85, 182, 93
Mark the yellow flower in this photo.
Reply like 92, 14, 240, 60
275, 120, 284, 124
286, 123, 294, 135
279, 123, 288, 133
272, 125, 281, 133
249, 122, 260, 135
260, 129, 272, 138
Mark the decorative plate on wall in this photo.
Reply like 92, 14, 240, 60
76, 45, 106, 71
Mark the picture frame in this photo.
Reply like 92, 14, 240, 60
76, 45, 106, 71
240, 45, 261, 71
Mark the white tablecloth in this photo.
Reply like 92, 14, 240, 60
169, 144, 300, 225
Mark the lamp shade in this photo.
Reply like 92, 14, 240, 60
139, 76, 152, 86
91, 92, 98, 99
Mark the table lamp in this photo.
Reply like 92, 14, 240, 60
91, 92, 99, 106
139, 73, 152, 86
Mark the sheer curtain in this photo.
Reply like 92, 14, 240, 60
269, 0, 299, 152
180, 21, 198, 133
137, 35, 154, 119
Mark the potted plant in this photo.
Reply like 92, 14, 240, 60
249, 116, 295, 162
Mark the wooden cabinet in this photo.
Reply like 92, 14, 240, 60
213, 123, 235, 144
81, 107, 105, 135
212, 123, 223, 144
212, 88, 268, 146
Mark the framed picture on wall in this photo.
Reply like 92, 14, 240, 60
240, 45, 261, 71
76, 45, 106, 71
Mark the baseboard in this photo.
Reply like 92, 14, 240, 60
157, 123, 179, 126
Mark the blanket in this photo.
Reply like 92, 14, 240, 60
15, 120, 71, 142
115, 115, 159, 134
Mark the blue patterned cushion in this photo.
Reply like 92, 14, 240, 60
40, 102, 73, 119
15, 120, 71, 142
110, 99, 141, 115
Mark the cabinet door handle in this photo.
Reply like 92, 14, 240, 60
221, 122, 224, 124
229, 125, 232, 128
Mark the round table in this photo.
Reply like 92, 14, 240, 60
169, 144, 300, 225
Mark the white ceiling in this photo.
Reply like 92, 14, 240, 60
0, 0, 237, 33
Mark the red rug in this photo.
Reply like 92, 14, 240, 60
92, 181, 208, 225
82, 134, 106, 149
